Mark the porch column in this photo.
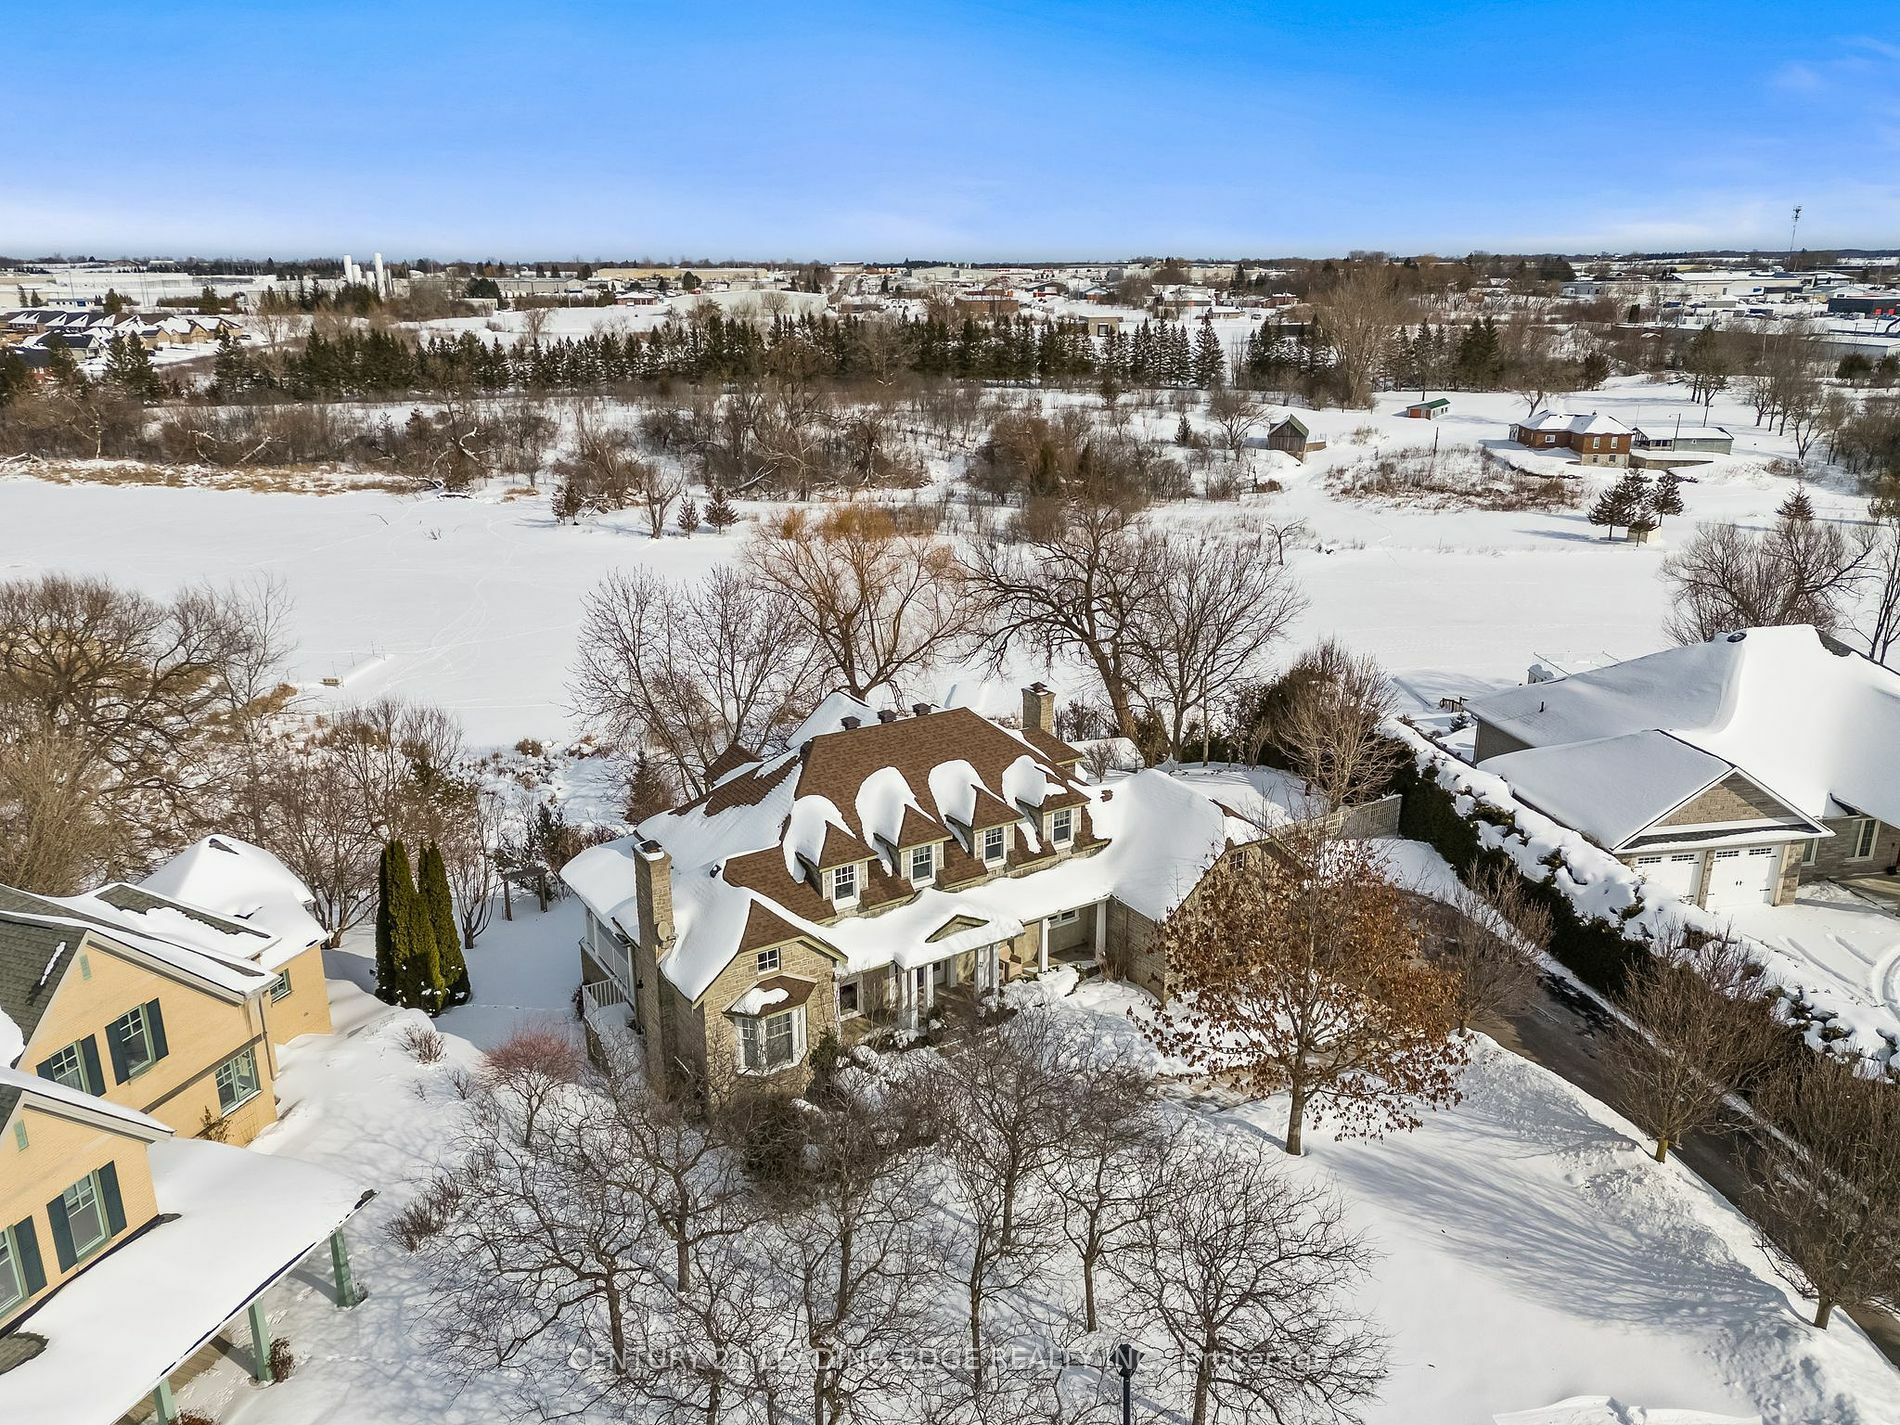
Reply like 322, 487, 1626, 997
151, 1379, 179, 1425
330, 1228, 362, 1308
247, 1300, 272, 1383
1038, 917, 1050, 974
1094, 899, 1108, 963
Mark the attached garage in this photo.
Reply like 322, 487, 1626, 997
1631, 851, 1702, 906
1701, 845, 1781, 912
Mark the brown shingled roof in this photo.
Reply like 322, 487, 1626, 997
965, 787, 1021, 830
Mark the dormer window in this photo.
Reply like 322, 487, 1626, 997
1050, 808, 1074, 847
831, 863, 859, 906
982, 826, 1007, 865
909, 844, 936, 885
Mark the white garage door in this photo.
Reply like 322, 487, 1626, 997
1703, 845, 1780, 912
1632, 851, 1702, 905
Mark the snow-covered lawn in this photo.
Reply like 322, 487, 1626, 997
165, 881, 1900, 1425
1724, 882, 1900, 1050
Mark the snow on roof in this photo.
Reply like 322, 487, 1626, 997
0, 899, 269, 999
561, 702, 1272, 1003
1470, 626, 1900, 828
0, 1140, 366, 1425
1516, 410, 1632, 436
0, 1065, 171, 1138
1480, 732, 1736, 849
0, 1006, 20, 1070
140, 834, 326, 963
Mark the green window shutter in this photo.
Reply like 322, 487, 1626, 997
78, 1037, 104, 1095
146, 1000, 168, 1062
98, 1163, 125, 1237
46, 1193, 75, 1272
12, 1219, 44, 1296
105, 1017, 131, 1085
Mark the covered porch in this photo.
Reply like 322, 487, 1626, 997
0, 1141, 369, 1425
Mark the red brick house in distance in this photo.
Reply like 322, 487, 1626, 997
1509, 410, 1633, 467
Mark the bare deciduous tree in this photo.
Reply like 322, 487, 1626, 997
747, 505, 978, 700
1317, 264, 1408, 409
1108, 1134, 1385, 1425
1422, 859, 1550, 1031
969, 500, 1165, 749
1140, 534, 1305, 760
1145, 829, 1466, 1155
1272, 641, 1403, 811
1747, 1054, 1900, 1328
571, 567, 827, 796
1609, 928, 1781, 1163
1661, 518, 1873, 644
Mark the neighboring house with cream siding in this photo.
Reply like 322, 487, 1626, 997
563, 686, 1292, 1102
0, 842, 364, 1425
1467, 626, 1900, 914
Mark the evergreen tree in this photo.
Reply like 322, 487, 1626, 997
704, 485, 739, 532
676, 490, 701, 537
1778, 483, 1815, 523
626, 750, 672, 822
1587, 472, 1651, 540
1651, 470, 1684, 521
104, 335, 160, 400
418, 841, 470, 1008
1191, 320, 1224, 388
374, 839, 413, 1004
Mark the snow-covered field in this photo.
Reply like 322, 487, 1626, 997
0, 377, 1862, 746
164, 889, 1899, 1425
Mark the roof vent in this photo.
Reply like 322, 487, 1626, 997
878, 709, 899, 723
841, 716, 861, 730
912, 702, 934, 717
1726, 631, 1747, 643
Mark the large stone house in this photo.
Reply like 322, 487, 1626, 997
0, 839, 364, 1425
1465, 626, 1900, 915
562, 687, 1284, 1102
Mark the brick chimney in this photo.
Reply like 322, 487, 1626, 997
1022, 682, 1055, 735
633, 838, 675, 955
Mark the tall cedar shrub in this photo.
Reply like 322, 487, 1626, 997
419, 841, 471, 1006
374, 839, 406, 1004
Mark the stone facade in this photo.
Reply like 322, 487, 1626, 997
1657, 773, 1793, 828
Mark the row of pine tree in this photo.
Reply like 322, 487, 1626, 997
374, 839, 472, 1014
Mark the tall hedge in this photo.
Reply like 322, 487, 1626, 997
418, 841, 471, 1008
1392, 758, 1644, 996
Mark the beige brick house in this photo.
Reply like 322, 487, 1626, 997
1467, 626, 1899, 914
563, 686, 1278, 1102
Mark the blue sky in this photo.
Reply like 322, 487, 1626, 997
7, 1, 1897, 260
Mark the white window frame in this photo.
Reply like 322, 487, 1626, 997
1051, 907, 1079, 927
0, 1227, 23, 1313
982, 826, 1007, 865
831, 863, 859, 906
908, 844, 935, 885
269, 970, 292, 1002
1802, 837, 1818, 866
109, 1004, 158, 1080
737, 1007, 806, 1075
1050, 808, 1074, 846
756, 947, 781, 975
214, 1046, 262, 1115
1852, 817, 1879, 860
61, 1172, 109, 1259
838, 976, 863, 1019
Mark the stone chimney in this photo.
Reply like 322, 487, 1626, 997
633, 838, 675, 955
1022, 682, 1056, 735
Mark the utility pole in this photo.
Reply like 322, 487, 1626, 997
1788, 205, 1802, 272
